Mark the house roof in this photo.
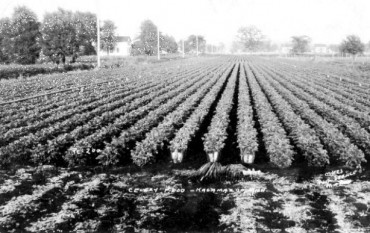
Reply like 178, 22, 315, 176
116, 36, 131, 42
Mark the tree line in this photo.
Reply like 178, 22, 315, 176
0, 7, 205, 65
130, 20, 208, 56
0, 6, 120, 65
289, 35, 367, 57
232, 25, 370, 57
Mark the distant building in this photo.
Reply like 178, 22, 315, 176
280, 44, 292, 54
101, 36, 131, 56
312, 44, 333, 54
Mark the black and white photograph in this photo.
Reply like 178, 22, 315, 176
0, 0, 370, 232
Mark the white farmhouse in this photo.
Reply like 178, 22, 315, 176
101, 36, 131, 56
313, 44, 333, 54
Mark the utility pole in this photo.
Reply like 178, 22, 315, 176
182, 40, 185, 58
96, 0, 101, 68
196, 35, 199, 56
157, 26, 160, 60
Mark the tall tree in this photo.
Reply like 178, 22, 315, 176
236, 26, 264, 52
41, 8, 76, 64
0, 18, 12, 63
132, 20, 178, 56
161, 34, 178, 53
11, 6, 41, 64
130, 40, 145, 56
339, 35, 365, 57
41, 8, 98, 64
291, 35, 311, 54
100, 20, 117, 55
185, 35, 206, 53
73, 11, 97, 58
0, 7, 41, 64
138, 20, 158, 56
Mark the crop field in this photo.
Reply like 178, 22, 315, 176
1, 56, 370, 232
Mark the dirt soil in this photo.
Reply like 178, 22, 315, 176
1, 162, 370, 233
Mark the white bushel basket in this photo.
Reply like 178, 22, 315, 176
207, 151, 219, 162
242, 153, 255, 164
171, 150, 178, 163
177, 151, 184, 163
171, 150, 184, 163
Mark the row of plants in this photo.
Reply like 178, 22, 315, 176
273, 65, 370, 110
236, 63, 258, 164
0, 57, 210, 102
0, 60, 211, 119
321, 76, 370, 99
294, 78, 370, 129
0, 63, 94, 80
244, 64, 296, 168
308, 64, 370, 87
0, 81, 156, 139
0, 57, 204, 108
271, 62, 370, 132
0, 67, 200, 167
0, 60, 211, 129
0, 82, 124, 117
302, 69, 370, 106
202, 63, 239, 162
274, 64, 370, 112
315, 80, 370, 108
61, 64, 223, 166
273, 58, 370, 99
0, 65, 116, 102
0, 76, 134, 116
34, 65, 215, 166
249, 63, 330, 167
254, 62, 366, 168
0, 84, 130, 130
259, 63, 370, 158
130, 65, 230, 166
91, 67, 220, 167
274, 57, 370, 87
168, 64, 235, 161
2, 58, 218, 130
62, 64, 223, 166
0, 80, 163, 148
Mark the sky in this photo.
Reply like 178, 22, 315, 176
1, 0, 370, 48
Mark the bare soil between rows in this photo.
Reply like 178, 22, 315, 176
1, 161, 370, 233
